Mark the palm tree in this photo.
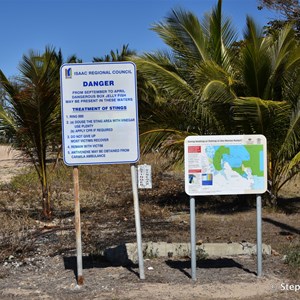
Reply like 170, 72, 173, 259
232, 18, 300, 203
134, 0, 300, 204
93, 44, 157, 130
134, 0, 238, 163
93, 44, 136, 62
0, 46, 62, 218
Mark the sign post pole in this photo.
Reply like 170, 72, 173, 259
184, 135, 268, 280
73, 166, 83, 285
256, 194, 262, 277
131, 164, 145, 279
190, 197, 197, 281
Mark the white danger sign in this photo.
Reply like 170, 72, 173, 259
60, 62, 139, 166
184, 135, 267, 196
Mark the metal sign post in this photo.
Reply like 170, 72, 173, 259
256, 194, 262, 277
190, 197, 197, 281
73, 166, 83, 285
184, 135, 268, 280
131, 164, 145, 279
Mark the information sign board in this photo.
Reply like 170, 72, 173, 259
184, 135, 267, 196
60, 62, 139, 165
138, 164, 152, 189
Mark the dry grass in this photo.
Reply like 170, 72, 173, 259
0, 211, 35, 260
284, 241, 300, 279
0, 153, 178, 262
0, 152, 299, 281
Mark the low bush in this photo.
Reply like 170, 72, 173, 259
285, 242, 300, 268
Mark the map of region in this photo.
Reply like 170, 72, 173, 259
185, 137, 267, 196
205, 145, 264, 192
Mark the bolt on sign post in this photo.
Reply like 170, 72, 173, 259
60, 62, 145, 284
184, 135, 267, 280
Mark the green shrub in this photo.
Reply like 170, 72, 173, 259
285, 242, 300, 269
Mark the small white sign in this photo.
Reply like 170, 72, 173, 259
138, 164, 152, 189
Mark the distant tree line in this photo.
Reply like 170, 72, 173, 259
258, 0, 300, 37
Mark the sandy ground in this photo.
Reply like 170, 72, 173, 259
0, 145, 299, 299
0, 145, 28, 184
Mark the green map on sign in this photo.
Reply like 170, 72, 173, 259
204, 144, 265, 191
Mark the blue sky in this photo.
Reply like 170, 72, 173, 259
1, 0, 281, 78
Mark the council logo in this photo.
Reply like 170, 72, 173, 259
65, 68, 72, 79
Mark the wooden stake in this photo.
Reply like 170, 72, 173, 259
73, 166, 84, 285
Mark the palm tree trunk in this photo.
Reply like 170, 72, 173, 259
42, 183, 51, 219
41, 157, 51, 219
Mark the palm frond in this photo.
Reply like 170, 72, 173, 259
202, 0, 238, 68
276, 101, 300, 162
135, 53, 194, 100
241, 17, 273, 98
232, 96, 291, 138
151, 8, 209, 64
140, 128, 190, 166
